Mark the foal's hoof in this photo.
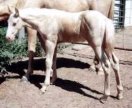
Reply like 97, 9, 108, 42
51, 78, 57, 85
21, 76, 29, 82
100, 95, 109, 103
117, 93, 123, 100
89, 65, 96, 72
50, 81, 54, 85
41, 85, 48, 93
96, 67, 104, 75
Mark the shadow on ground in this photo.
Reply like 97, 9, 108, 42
1, 57, 118, 100
6, 57, 90, 77
120, 60, 132, 66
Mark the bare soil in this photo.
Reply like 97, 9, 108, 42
0, 27, 132, 108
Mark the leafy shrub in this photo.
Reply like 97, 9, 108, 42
0, 25, 44, 74
0, 27, 28, 73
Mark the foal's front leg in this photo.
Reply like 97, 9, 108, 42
41, 39, 56, 93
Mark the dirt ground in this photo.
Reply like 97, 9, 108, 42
0, 27, 132, 108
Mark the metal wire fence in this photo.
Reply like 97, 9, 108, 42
114, 0, 132, 52
114, 0, 132, 28
114, 0, 126, 29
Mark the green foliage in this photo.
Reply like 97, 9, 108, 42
35, 40, 44, 57
0, 27, 28, 73
0, 26, 44, 73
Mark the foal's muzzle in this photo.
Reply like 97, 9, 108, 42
6, 35, 15, 42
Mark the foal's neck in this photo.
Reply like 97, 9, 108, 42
20, 10, 43, 29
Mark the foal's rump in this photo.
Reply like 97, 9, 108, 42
79, 11, 107, 44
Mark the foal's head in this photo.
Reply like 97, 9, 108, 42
6, 8, 23, 41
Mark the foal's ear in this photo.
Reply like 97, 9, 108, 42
14, 8, 19, 17
8, 5, 15, 13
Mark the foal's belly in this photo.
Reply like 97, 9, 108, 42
58, 32, 86, 43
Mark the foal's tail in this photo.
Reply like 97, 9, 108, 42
103, 19, 115, 59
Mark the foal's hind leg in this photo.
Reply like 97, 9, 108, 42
110, 53, 123, 99
93, 46, 111, 101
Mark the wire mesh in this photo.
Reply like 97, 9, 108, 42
114, 0, 132, 28
114, 0, 126, 29
114, 0, 132, 55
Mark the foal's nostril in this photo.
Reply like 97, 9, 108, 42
6, 36, 11, 41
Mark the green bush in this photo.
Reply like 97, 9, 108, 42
0, 27, 28, 73
0, 26, 44, 74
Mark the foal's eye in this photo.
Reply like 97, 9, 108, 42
13, 23, 16, 26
